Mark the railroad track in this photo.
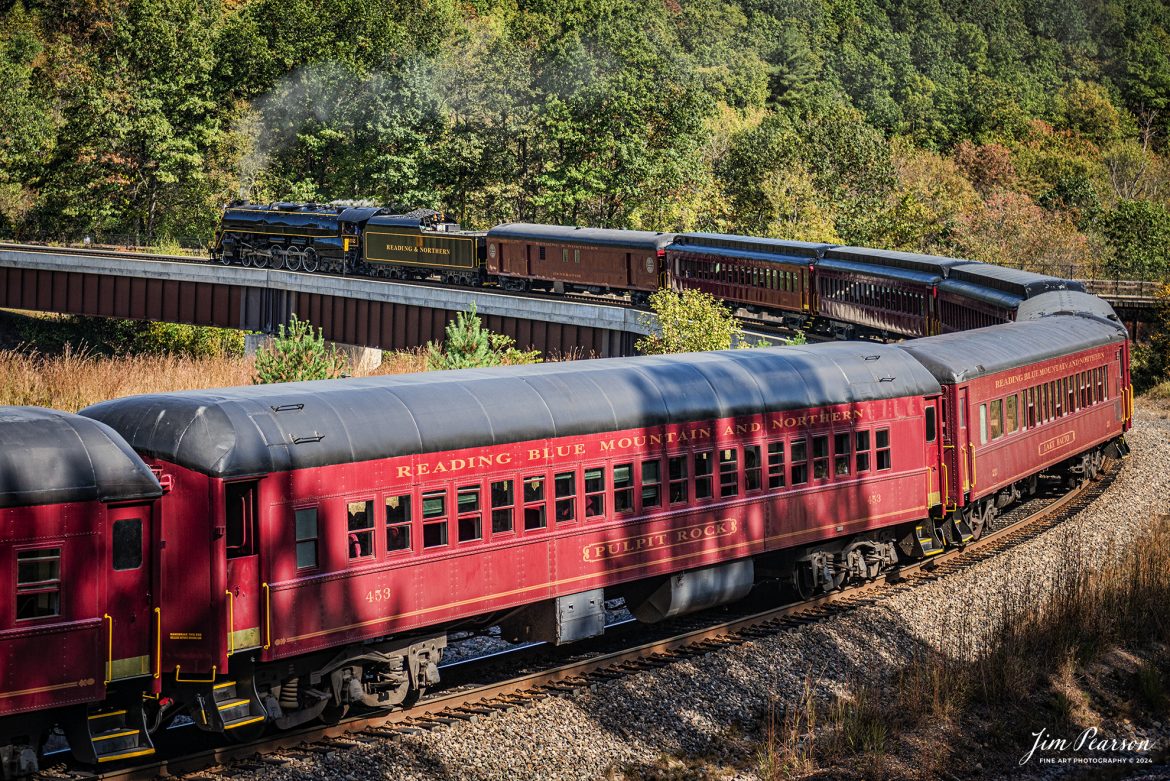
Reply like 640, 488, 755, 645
51, 464, 1116, 780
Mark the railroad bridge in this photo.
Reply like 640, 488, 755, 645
0, 245, 1162, 358
0, 246, 649, 358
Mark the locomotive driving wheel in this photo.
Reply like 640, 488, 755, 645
285, 247, 303, 272
302, 247, 319, 273
268, 244, 285, 270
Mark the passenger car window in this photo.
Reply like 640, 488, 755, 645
668, 456, 688, 503
385, 495, 412, 552
347, 500, 375, 559
767, 442, 785, 488
16, 547, 61, 620
790, 439, 809, 485
719, 449, 739, 497
876, 429, 891, 470
554, 472, 576, 522
641, 460, 662, 508
491, 480, 514, 534
523, 476, 546, 530
422, 490, 448, 548
989, 399, 1003, 440
812, 436, 829, 480
457, 485, 482, 542
113, 518, 142, 571
694, 451, 713, 499
295, 508, 318, 569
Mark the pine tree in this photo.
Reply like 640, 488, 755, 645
252, 314, 347, 384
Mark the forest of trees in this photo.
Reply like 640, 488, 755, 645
1, 0, 1169, 279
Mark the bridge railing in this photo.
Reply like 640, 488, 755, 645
1079, 279, 1164, 299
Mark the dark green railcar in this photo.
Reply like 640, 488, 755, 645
363, 214, 486, 284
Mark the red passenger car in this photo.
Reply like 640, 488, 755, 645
899, 315, 1131, 540
485, 224, 674, 301
81, 343, 943, 732
0, 409, 162, 773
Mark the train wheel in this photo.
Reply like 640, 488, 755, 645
302, 248, 319, 273
241, 250, 254, 268
285, 247, 303, 272
217, 250, 232, 266
268, 244, 285, 270
964, 507, 984, 541
792, 561, 817, 601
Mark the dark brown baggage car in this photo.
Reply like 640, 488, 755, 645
486, 223, 675, 302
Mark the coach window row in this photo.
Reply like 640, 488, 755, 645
822, 278, 927, 317
293, 427, 894, 569
938, 301, 1003, 332
676, 257, 802, 293
979, 367, 1110, 445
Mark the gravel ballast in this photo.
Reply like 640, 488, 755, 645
223, 407, 1170, 781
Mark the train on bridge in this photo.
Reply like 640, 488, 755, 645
212, 202, 1119, 340
0, 208, 1134, 778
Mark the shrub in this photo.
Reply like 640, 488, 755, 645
252, 314, 347, 384
425, 303, 541, 370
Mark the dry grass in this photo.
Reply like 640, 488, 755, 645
754, 517, 1170, 778
0, 344, 458, 411
0, 347, 255, 411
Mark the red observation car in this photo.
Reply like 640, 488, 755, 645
814, 247, 964, 339
898, 314, 1131, 539
485, 223, 675, 302
0, 408, 162, 774
81, 343, 944, 734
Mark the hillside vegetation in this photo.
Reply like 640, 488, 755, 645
1, 0, 1169, 279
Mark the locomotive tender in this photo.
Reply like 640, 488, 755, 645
210, 202, 1098, 339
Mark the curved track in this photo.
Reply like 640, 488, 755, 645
60, 464, 1115, 780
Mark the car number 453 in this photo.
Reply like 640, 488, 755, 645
365, 588, 392, 603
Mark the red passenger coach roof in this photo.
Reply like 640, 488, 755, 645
80, 344, 941, 479
0, 407, 162, 509
896, 313, 1126, 384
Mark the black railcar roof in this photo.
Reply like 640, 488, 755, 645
0, 407, 162, 510
896, 314, 1126, 385
816, 258, 945, 286
487, 223, 675, 250
823, 247, 968, 276
670, 233, 831, 259
937, 278, 1023, 309
81, 345, 941, 479
947, 262, 1084, 298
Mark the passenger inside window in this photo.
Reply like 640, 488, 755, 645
834, 433, 851, 476
386, 494, 411, 552
745, 445, 762, 491
812, 435, 829, 479
524, 476, 547, 530
554, 472, 576, 522
347, 500, 375, 558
